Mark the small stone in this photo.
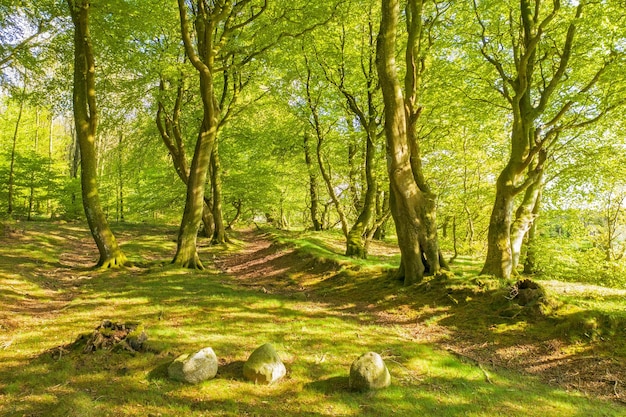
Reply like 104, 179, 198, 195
243, 343, 286, 385
349, 352, 391, 391
168, 347, 218, 384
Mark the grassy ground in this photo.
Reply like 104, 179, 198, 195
0, 221, 624, 416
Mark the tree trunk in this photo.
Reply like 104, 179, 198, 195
172, 118, 215, 269
523, 187, 542, 274
303, 131, 322, 231
172, 0, 228, 267
117, 131, 124, 222
67, 0, 126, 268
480, 164, 516, 278
28, 108, 40, 221
156, 76, 213, 236
377, 0, 443, 284
227, 199, 242, 230
304, 60, 349, 238
511, 169, 544, 271
210, 143, 228, 244
8, 81, 26, 216
346, 125, 376, 258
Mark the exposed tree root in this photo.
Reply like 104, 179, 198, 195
97, 253, 128, 269
171, 253, 205, 270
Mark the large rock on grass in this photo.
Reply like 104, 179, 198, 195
349, 352, 391, 391
243, 343, 286, 385
168, 347, 218, 384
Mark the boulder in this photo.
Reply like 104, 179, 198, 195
168, 347, 218, 384
243, 343, 286, 385
349, 352, 391, 391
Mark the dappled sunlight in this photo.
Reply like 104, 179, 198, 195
0, 222, 624, 416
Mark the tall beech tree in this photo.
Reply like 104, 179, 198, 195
475, 0, 621, 279
173, 0, 270, 267
376, 0, 448, 284
66, 0, 127, 268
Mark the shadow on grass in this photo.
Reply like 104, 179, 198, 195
1, 222, 625, 416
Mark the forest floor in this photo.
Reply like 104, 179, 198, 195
0, 221, 625, 416
213, 228, 626, 404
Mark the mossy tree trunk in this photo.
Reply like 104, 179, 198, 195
172, 0, 222, 268
376, 0, 445, 284
476, 1, 611, 278
67, 0, 126, 268
156, 75, 214, 238
523, 187, 542, 274
303, 131, 323, 231
511, 157, 545, 271
329, 13, 380, 259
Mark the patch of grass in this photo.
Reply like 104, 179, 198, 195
0, 222, 624, 416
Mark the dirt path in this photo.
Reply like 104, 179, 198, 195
213, 229, 626, 405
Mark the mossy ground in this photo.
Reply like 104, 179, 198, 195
0, 221, 624, 416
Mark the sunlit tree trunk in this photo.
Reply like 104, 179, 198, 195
476, 1, 610, 278
67, 0, 126, 268
156, 76, 213, 237
27, 108, 40, 221
523, 187, 542, 274
172, 0, 222, 268
303, 131, 322, 231
377, 0, 444, 284
7, 81, 26, 216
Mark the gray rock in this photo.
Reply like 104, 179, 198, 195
349, 352, 391, 391
243, 343, 286, 385
168, 347, 218, 384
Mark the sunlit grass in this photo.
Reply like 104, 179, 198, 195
0, 222, 624, 416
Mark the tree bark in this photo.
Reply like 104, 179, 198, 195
156, 76, 213, 236
523, 187, 542, 274
377, 0, 443, 284
303, 131, 322, 231
28, 107, 40, 221
7, 81, 26, 216
210, 143, 228, 244
511, 167, 544, 271
67, 0, 126, 268
171, 0, 224, 268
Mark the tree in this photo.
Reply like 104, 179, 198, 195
475, 0, 622, 279
376, 0, 448, 284
66, 0, 127, 268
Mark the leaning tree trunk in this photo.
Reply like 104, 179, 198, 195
480, 164, 516, 279
156, 77, 213, 237
67, 0, 126, 268
172, 118, 215, 269
27, 108, 40, 221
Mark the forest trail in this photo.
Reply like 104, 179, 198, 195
212, 229, 626, 405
